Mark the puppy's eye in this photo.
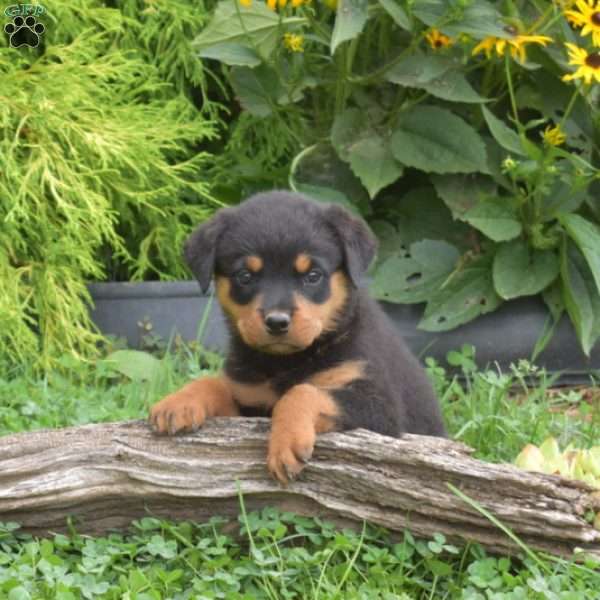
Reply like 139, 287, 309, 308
303, 269, 323, 285
235, 269, 254, 286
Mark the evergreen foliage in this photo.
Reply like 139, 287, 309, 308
0, 2, 219, 370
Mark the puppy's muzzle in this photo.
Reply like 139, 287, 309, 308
264, 311, 291, 336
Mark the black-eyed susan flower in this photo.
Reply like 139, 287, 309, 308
239, 0, 251, 6
472, 27, 553, 62
425, 28, 454, 49
283, 32, 304, 52
565, 0, 600, 46
562, 42, 600, 83
543, 124, 567, 146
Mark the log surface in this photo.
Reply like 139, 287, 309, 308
1, 418, 599, 557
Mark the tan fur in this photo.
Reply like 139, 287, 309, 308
309, 360, 366, 390
267, 383, 339, 484
294, 253, 312, 273
225, 377, 279, 409
150, 376, 239, 435
246, 255, 263, 272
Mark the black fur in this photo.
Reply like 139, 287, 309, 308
184, 190, 446, 438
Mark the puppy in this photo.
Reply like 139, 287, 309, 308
150, 191, 446, 484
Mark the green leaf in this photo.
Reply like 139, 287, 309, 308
332, 109, 403, 198
229, 65, 279, 117
492, 240, 559, 299
378, 0, 411, 30
532, 282, 565, 360
420, 254, 502, 331
192, 0, 287, 58
198, 42, 261, 67
462, 197, 522, 242
481, 106, 525, 156
391, 106, 488, 174
560, 214, 600, 297
412, 0, 508, 38
106, 350, 161, 382
289, 143, 370, 213
432, 174, 496, 219
387, 57, 487, 103
394, 187, 472, 249
331, 0, 368, 54
560, 244, 600, 356
386, 55, 454, 86
371, 240, 460, 303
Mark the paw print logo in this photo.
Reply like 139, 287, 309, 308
4, 15, 45, 48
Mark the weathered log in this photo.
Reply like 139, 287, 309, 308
1, 418, 599, 558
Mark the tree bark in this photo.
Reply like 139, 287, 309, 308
1, 418, 599, 558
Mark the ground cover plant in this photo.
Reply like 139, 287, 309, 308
1, 345, 600, 598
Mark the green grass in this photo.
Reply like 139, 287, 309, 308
1, 343, 600, 598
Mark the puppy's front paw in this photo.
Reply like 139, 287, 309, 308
150, 393, 206, 435
267, 425, 315, 485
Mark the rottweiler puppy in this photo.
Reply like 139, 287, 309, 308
150, 191, 446, 484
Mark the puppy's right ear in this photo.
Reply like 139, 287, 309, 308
183, 211, 229, 293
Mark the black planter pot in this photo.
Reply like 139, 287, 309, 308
88, 281, 600, 384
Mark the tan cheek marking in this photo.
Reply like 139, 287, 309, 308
308, 360, 366, 390
246, 255, 263, 273
224, 377, 280, 409
216, 277, 265, 346
294, 253, 312, 274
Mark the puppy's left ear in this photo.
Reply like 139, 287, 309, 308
324, 204, 377, 287
183, 210, 230, 293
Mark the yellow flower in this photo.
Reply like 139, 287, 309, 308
283, 32, 304, 52
239, 0, 251, 5
267, 0, 277, 9
268, 0, 306, 8
543, 124, 567, 146
425, 28, 454, 49
562, 42, 600, 83
472, 27, 553, 62
565, 0, 600, 47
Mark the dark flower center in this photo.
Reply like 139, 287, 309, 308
585, 52, 600, 68
592, 11, 600, 26
504, 25, 518, 36
435, 39, 443, 47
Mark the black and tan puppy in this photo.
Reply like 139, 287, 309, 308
150, 191, 446, 484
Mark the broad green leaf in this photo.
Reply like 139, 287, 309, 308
560, 213, 600, 297
289, 143, 370, 212
419, 254, 502, 331
560, 243, 600, 356
387, 57, 486, 103
347, 137, 403, 198
106, 350, 161, 382
331, 0, 368, 54
492, 240, 559, 299
332, 109, 402, 198
463, 197, 522, 242
371, 240, 460, 303
412, 0, 508, 38
193, 0, 294, 58
386, 55, 454, 86
481, 106, 525, 156
391, 106, 488, 174
198, 42, 261, 67
290, 183, 360, 214
394, 187, 472, 249
540, 181, 588, 220
432, 174, 496, 218
378, 0, 411, 30
229, 65, 279, 117
370, 220, 407, 262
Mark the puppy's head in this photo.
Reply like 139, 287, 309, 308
184, 191, 376, 354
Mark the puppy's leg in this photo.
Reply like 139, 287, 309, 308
267, 383, 339, 485
150, 376, 239, 435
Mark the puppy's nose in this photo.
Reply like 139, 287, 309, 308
264, 312, 291, 335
